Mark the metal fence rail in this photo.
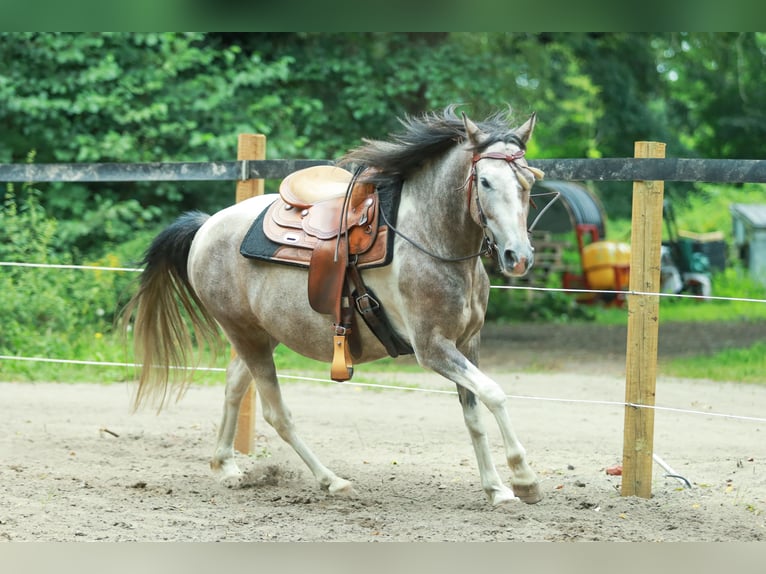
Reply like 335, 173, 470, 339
0, 159, 333, 183
2, 158, 766, 183
533, 158, 766, 183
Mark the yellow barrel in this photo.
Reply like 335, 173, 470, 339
582, 241, 631, 290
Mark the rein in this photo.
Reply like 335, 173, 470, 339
379, 150, 552, 264
379, 206, 493, 262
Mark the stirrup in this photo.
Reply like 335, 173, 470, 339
331, 332, 354, 381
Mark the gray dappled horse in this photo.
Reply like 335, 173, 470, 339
125, 106, 545, 507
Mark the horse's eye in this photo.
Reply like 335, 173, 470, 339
480, 177, 491, 189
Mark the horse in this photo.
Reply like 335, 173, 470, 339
124, 105, 545, 507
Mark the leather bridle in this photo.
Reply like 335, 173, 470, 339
465, 149, 536, 257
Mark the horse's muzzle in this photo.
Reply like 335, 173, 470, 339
501, 248, 534, 277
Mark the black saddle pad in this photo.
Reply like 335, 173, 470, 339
240, 181, 403, 269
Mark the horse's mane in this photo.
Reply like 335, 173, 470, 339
339, 104, 524, 188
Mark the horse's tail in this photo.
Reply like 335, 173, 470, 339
122, 211, 221, 411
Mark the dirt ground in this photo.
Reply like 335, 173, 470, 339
2, 321, 765, 542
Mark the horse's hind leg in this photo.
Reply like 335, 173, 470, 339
210, 355, 252, 487
252, 361, 355, 495
211, 346, 352, 495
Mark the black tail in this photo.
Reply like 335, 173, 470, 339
123, 211, 220, 410
140, 211, 211, 283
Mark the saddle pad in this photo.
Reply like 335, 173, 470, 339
240, 180, 403, 270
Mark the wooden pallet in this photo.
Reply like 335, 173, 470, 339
506, 231, 569, 290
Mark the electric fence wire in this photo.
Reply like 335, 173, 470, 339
2, 259, 765, 426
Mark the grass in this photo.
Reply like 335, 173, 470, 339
589, 292, 766, 384
4, 317, 763, 388
0, 328, 426, 389
2, 263, 763, 387
591, 297, 766, 326
661, 342, 766, 384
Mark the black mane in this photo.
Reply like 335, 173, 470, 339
339, 105, 524, 188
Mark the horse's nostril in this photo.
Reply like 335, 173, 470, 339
503, 249, 517, 268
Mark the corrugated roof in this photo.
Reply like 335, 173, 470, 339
730, 204, 766, 228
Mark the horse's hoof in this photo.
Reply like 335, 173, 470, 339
328, 477, 356, 496
211, 459, 244, 489
220, 474, 245, 489
490, 489, 521, 507
512, 482, 543, 504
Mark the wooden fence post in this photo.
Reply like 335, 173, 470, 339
621, 141, 666, 498
233, 134, 266, 454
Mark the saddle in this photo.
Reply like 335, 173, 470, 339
263, 166, 388, 268
255, 165, 409, 381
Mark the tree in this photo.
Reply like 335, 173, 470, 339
655, 32, 766, 159
4, 32, 764, 251
0, 32, 301, 252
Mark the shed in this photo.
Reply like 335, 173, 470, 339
730, 203, 766, 286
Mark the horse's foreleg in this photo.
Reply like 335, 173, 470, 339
490, 401, 542, 504
210, 355, 252, 487
422, 341, 542, 505
456, 386, 520, 506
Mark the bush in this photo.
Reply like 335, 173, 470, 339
0, 183, 146, 362
485, 273, 596, 323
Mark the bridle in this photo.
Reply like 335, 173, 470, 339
379, 148, 555, 263
466, 150, 529, 252
466, 149, 554, 258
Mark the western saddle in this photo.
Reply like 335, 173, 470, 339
261, 165, 406, 381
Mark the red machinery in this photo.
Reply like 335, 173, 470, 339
529, 181, 630, 305
562, 224, 630, 305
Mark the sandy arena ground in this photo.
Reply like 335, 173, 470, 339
1, 322, 765, 542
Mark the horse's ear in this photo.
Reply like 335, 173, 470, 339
515, 112, 537, 144
461, 112, 482, 147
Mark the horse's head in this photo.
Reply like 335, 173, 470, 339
463, 112, 543, 277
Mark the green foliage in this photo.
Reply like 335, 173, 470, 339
655, 33, 766, 160
0, 32, 302, 228
4, 32, 765, 225
0, 33, 294, 163
604, 182, 766, 248
1, 184, 57, 264
0, 184, 149, 372
3, 32, 766, 378
0, 33, 627, 220
226, 33, 606, 163
54, 197, 163, 261
485, 273, 596, 323
669, 183, 764, 236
